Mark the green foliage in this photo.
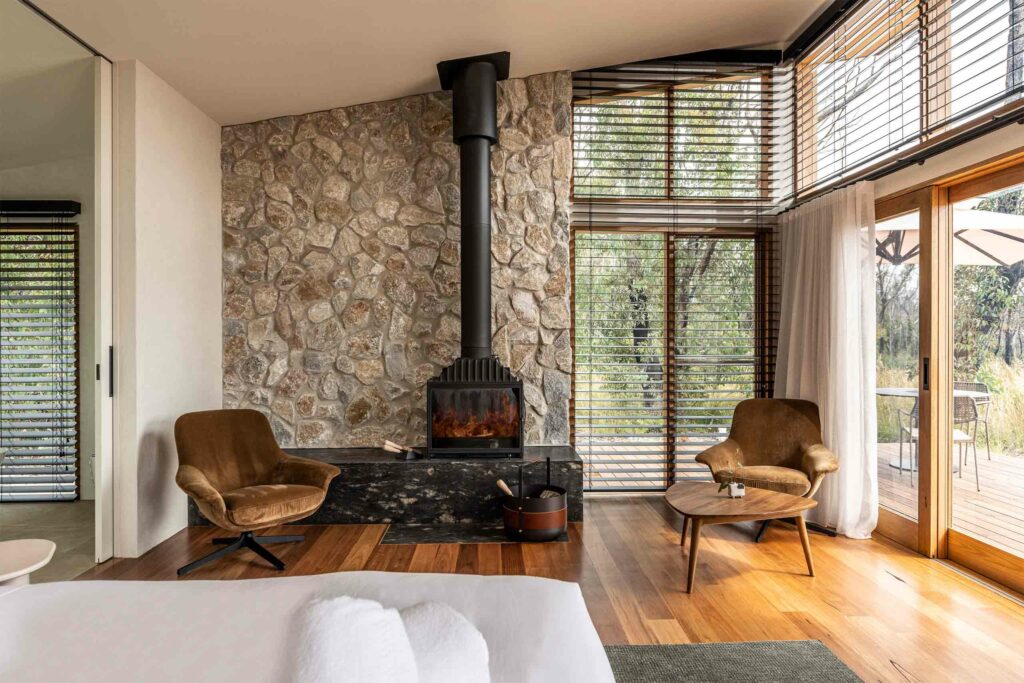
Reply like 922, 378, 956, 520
574, 233, 757, 445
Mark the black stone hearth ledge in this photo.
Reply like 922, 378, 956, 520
290, 445, 579, 465
187, 446, 583, 527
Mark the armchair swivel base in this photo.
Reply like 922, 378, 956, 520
177, 532, 304, 576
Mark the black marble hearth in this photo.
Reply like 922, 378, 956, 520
380, 523, 568, 544
187, 446, 583, 527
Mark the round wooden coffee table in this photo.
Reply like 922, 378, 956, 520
665, 481, 817, 593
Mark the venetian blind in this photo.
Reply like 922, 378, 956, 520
796, 0, 1024, 195
571, 59, 783, 491
0, 224, 79, 501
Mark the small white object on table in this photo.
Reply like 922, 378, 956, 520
0, 539, 56, 586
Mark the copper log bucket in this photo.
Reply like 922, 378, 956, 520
501, 459, 567, 542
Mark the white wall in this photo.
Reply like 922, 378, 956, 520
114, 60, 222, 557
0, 155, 98, 501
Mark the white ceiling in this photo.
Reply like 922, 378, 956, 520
34, 0, 829, 126
0, 0, 94, 170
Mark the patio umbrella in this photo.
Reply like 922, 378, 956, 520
876, 208, 1024, 267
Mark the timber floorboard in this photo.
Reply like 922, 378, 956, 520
77, 496, 1024, 682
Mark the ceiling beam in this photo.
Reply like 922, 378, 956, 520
783, 0, 863, 63
658, 49, 783, 65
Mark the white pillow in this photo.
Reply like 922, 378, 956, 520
294, 596, 418, 683
400, 602, 490, 683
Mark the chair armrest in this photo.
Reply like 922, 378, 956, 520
271, 455, 340, 490
801, 444, 838, 496
175, 465, 226, 518
695, 438, 743, 479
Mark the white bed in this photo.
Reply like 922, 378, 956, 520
0, 571, 614, 682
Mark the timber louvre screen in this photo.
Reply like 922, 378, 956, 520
795, 0, 1024, 195
571, 59, 785, 491
0, 224, 79, 501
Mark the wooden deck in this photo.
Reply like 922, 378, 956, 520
578, 439, 713, 490
878, 442, 1024, 557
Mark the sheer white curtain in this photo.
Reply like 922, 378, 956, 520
776, 182, 878, 539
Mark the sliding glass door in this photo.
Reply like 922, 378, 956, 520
945, 167, 1024, 589
875, 208, 923, 524
874, 190, 939, 548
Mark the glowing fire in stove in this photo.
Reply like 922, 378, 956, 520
432, 390, 519, 439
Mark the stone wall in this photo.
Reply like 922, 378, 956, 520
221, 71, 572, 448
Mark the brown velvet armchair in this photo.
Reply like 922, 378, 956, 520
696, 399, 838, 539
174, 409, 340, 576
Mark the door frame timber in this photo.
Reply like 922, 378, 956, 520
873, 186, 948, 558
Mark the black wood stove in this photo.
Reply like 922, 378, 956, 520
426, 52, 524, 459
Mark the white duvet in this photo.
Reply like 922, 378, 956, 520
0, 571, 614, 683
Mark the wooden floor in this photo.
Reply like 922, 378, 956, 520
878, 442, 1024, 557
78, 496, 1024, 682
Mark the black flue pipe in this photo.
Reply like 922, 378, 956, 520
437, 52, 510, 360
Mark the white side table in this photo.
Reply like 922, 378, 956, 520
0, 539, 57, 586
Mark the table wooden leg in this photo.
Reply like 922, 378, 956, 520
686, 518, 703, 593
680, 515, 689, 547
795, 515, 815, 577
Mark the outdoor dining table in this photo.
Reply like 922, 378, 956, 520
875, 387, 989, 472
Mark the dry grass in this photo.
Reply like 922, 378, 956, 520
977, 358, 1024, 455
875, 358, 1024, 456
876, 363, 916, 443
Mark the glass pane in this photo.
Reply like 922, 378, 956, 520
574, 232, 668, 490
572, 93, 669, 198
948, 0, 1017, 122
671, 78, 763, 199
796, 0, 920, 191
430, 387, 520, 449
673, 238, 757, 480
951, 181, 1024, 557
875, 210, 921, 520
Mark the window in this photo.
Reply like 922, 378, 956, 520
573, 231, 773, 491
573, 60, 793, 204
796, 0, 1024, 195
574, 232, 668, 489
0, 225, 79, 501
797, 0, 921, 192
571, 59, 781, 491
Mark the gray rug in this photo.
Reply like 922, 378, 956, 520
604, 641, 860, 682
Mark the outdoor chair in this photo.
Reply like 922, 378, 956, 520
898, 396, 981, 491
954, 397, 982, 492
897, 399, 920, 486
954, 380, 992, 460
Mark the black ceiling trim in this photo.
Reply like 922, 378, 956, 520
783, 0, 864, 63
656, 49, 783, 66
0, 200, 83, 218
17, 0, 108, 61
